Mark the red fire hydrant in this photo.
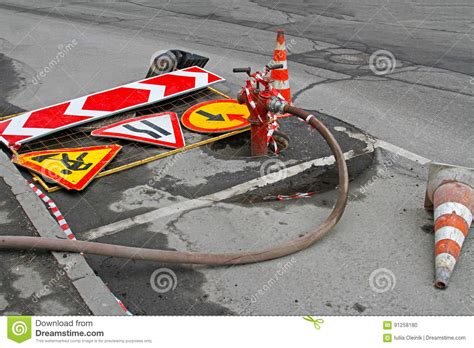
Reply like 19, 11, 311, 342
234, 65, 285, 157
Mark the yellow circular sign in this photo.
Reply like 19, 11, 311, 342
181, 99, 250, 133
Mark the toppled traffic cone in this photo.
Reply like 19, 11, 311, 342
271, 29, 291, 103
425, 163, 474, 289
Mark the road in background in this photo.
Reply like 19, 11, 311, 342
0, 0, 472, 315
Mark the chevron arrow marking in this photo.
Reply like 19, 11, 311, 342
0, 67, 224, 148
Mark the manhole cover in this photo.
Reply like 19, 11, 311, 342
329, 53, 369, 65
208, 131, 289, 158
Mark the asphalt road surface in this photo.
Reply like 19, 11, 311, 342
0, 0, 472, 316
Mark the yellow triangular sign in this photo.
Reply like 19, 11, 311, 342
13, 145, 121, 190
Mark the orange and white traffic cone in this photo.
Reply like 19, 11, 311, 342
271, 29, 291, 103
425, 163, 474, 289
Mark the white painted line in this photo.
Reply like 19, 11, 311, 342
375, 139, 431, 165
84, 129, 433, 241
84, 130, 375, 241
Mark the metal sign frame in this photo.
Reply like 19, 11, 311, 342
0, 67, 224, 147
91, 112, 186, 148
9, 87, 249, 193
13, 145, 122, 190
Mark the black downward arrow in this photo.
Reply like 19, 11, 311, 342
196, 110, 225, 121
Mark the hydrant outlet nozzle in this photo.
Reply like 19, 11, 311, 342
268, 97, 288, 114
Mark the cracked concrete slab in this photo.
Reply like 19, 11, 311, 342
80, 148, 474, 315
0, 176, 90, 315
0, 151, 125, 315
0, 0, 472, 316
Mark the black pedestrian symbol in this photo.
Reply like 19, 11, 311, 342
59, 153, 92, 174
123, 120, 171, 139
31, 152, 92, 175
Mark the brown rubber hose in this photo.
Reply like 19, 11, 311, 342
0, 106, 349, 265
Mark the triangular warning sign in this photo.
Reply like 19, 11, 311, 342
91, 112, 185, 149
12, 145, 121, 190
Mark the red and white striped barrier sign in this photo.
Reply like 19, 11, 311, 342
263, 192, 315, 201
28, 181, 133, 315
0, 67, 224, 148
28, 181, 76, 240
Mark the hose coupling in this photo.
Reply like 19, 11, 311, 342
268, 97, 288, 115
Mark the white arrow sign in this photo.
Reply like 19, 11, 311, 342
0, 66, 223, 148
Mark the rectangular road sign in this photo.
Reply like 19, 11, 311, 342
0, 67, 224, 148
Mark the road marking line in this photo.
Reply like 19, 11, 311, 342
375, 139, 431, 165
83, 129, 375, 241
336, 125, 431, 164
83, 130, 432, 241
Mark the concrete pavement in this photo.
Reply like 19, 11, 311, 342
0, 151, 127, 315
0, 0, 472, 315
0, 171, 90, 315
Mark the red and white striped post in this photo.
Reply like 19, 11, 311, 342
425, 163, 474, 289
270, 29, 291, 103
